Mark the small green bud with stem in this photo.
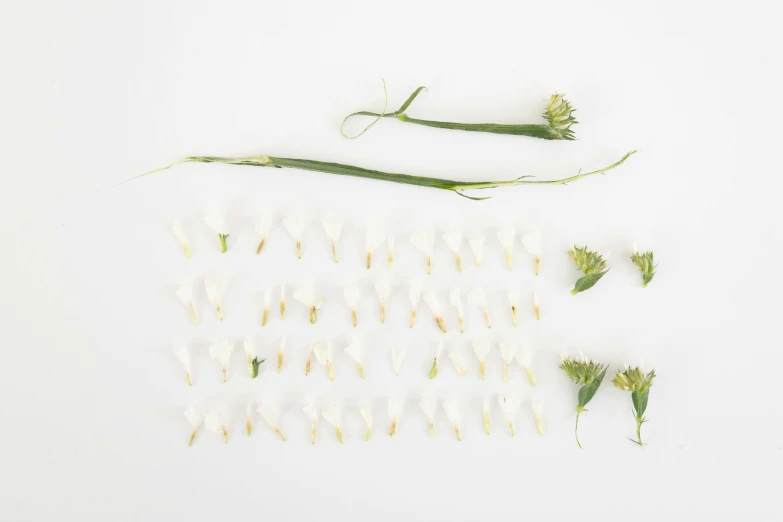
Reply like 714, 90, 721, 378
630, 243, 657, 287
612, 364, 656, 447
568, 245, 609, 295
560, 354, 608, 449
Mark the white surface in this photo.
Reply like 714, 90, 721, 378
1, 0, 781, 520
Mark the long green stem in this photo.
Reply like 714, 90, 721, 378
341, 83, 576, 140
119, 151, 636, 200
634, 416, 645, 447
575, 406, 584, 449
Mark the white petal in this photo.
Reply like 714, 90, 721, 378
313, 341, 331, 365
360, 404, 373, 426
374, 278, 391, 300
344, 286, 360, 308
499, 342, 517, 363
496, 226, 516, 249
243, 338, 255, 358
282, 215, 304, 239
293, 286, 314, 306
442, 231, 462, 253
423, 292, 442, 314
321, 404, 340, 427
442, 400, 460, 424
631, 241, 639, 255
321, 219, 343, 241
519, 229, 541, 256
408, 280, 423, 305
204, 279, 222, 303
419, 395, 437, 420
497, 393, 520, 415
530, 399, 543, 417
258, 405, 279, 428
386, 237, 395, 252
172, 221, 188, 244
366, 224, 386, 251
507, 289, 520, 305
344, 340, 363, 363
448, 288, 463, 311
472, 340, 492, 361
515, 345, 534, 368
468, 237, 485, 264
435, 340, 445, 359
388, 397, 404, 418
449, 349, 468, 371
264, 288, 272, 305
209, 340, 234, 364
203, 209, 228, 235
467, 287, 486, 307
175, 283, 193, 305
172, 343, 190, 370
255, 210, 273, 236
204, 411, 224, 434
410, 230, 434, 254
392, 346, 407, 374
184, 407, 204, 428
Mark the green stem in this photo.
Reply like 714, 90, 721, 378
398, 115, 566, 140
123, 151, 636, 200
575, 405, 584, 449
634, 416, 645, 447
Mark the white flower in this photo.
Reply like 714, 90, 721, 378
171, 221, 191, 258
258, 405, 286, 442
419, 395, 437, 438
449, 346, 469, 376
449, 288, 465, 333
468, 287, 492, 328
209, 339, 234, 382
429, 340, 445, 379
392, 346, 407, 376
496, 226, 516, 270
442, 400, 462, 441
388, 397, 405, 436
507, 289, 520, 327
442, 231, 463, 272
321, 218, 344, 263
386, 237, 395, 267
321, 404, 344, 443
374, 278, 391, 324
344, 340, 365, 379
410, 230, 435, 274
408, 279, 423, 327
344, 286, 360, 327
516, 345, 537, 386
520, 229, 541, 275
246, 403, 254, 436
254, 211, 273, 254
483, 399, 491, 435
261, 288, 272, 326
472, 340, 492, 379
499, 342, 517, 383
276, 335, 287, 373
304, 343, 314, 375
184, 407, 204, 446
533, 292, 540, 321
203, 203, 230, 253
172, 343, 192, 386
176, 282, 198, 325
423, 291, 447, 333
497, 393, 520, 436
360, 403, 373, 441
365, 223, 386, 269
313, 341, 335, 381
279, 284, 286, 319
468, 237, 485, 267
204, 411, 229, 443
631, 241, 639, 255
531, 399, 544, 436
243, 337, 256, 377
293, 285, 323, 324
282, 215, 304, 258
204, 279, 224, 321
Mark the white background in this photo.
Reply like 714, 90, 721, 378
1, 0, 781, 520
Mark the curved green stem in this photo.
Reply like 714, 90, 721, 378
575, 406, 584, 450
633, 416, 646, 447
118, 151, 636, 198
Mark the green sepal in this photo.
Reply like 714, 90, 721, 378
631, 388, 650, 418
429, 358, 438, 380
571, 270, 609, 295
251, 357, 265, 378
218, 233, 230, 253
577, 367, 608, 408
642, 272, 655, 287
